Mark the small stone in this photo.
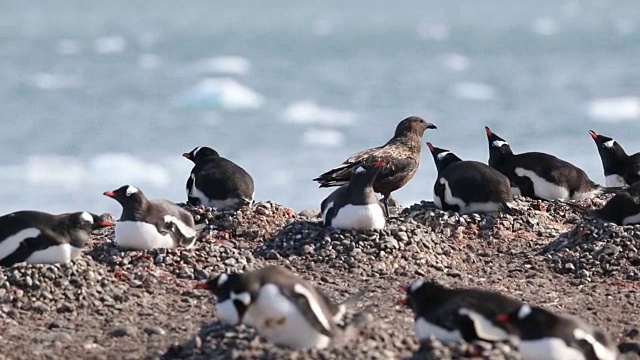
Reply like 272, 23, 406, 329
110, 325, 138, 337
144, 326, 166, 336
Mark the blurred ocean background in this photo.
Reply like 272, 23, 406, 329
0, 0, 639, 216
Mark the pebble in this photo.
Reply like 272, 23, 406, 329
110, 325, 138, 337
144, 326, 166, 336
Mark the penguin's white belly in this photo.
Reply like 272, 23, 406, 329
414, 317, 462, 343
245, 284, 332, 349
330, 204, 386, 230
115, 221, 175, 250
605, 174, 626, 187
515, 168, 571, 200
26, 244, 82, 264
189, 183, 250, 210
518, 338, 587, 360
438, 178, 502, 214
216, 299, 242, 325
623, 212, 640, 225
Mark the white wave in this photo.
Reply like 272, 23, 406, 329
191, 56, 251, 75
532, 16, 558, 36
56, 39, 82, 56
451, 82, 496, 101
302, 128, 345, 148
587, 97, 640, 121
176, 77, 264, 111
94, 36, 127, 54
281, 101, 357, 126
137, 54, 162, 70
417, 22, 449, 41
442, 53, 470, 72
32, 73, 84, 90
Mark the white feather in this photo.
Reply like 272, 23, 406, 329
217, 273, 229, 286
321, 201, 334, 223
293, 284, 332, 333
125, 186, 139, 196
622, 212, 640, 226
80, 212, 93, 223
605, 174, 627, 187
573, 328, 618, 360
25, 244, 83, 264
114, 221, 175, 250
244, 283, 332, 349
0, 228, 41, 261
330, 204, 385, 230
458, 308, 509, 341
188, 181, 248, 210
518, 338, 587, 360
414, 317, 462, 343
216, 299, 241, 325
492, 140, 509, 148
437, 151, 451, 160
603, 140, 615, 148
163, 215, 196, 239
514, 167, 597, 200
438, 177, 502, 213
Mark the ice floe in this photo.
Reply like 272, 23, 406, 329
281, 101, 357, 126
176, 77, 264, 111
302, 128, 345, 148
451, 82, 496, 101
587, 97, 640, 121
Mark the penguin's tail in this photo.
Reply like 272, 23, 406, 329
618, 341, 640, 355
500, 202, 518, 216
556, 200, 593, 216
332, 308, 374, 347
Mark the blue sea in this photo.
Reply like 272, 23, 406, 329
0, 0, 639, 216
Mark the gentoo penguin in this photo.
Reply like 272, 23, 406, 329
183, 146, 255, 210
495, 304, 618, 360
103, 185, 197, 250
320, 161, 386, 230
0, 211, 113, 267
427, 142, 515, 215
398, 279, 522, 343
195, 265, 365, 349
485, 126, 610, 201
313, 116, 437, 217
563, 180, 640, 226
588, 130, 640, 187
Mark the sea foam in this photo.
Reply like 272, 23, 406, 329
176, 77, 264, 111
281, 101, 357, 126
587, 97, 640, 121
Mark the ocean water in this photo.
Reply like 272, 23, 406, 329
0, 0, 639, 217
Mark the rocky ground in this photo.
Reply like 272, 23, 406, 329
1, 196, 640, 360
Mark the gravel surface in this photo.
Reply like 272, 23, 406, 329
1, 196, 639, 360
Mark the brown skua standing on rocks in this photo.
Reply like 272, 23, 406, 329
313, 116, 437, 217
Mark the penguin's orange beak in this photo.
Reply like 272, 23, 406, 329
399, 284, 409, 293
182, 153, 192, 159
100, 221, 114, 227
426, 142, 435, 152
485, 126, 493, 136
495, 314, 510, 323
588, 130, 598, 141
195, 282, 209, 290
103, 191, 116, 198
374, 160, 385, 168
396, 298, 408, 306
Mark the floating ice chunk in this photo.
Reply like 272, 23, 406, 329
587, 97, 640, 121
532, 16, 558, 36
281, 101, 357, 126
56, 39, 82, 55
302, 129, 345, 148
442, 53, 470, 72
88, 153, 171, 187
32, 73, 83, 90
417, 22, 449, 41
94, 36, 127, 54
176, 77, 264, 111
192, 56, 251, 75
451, 82, 496, 101
138, 54, 162, 70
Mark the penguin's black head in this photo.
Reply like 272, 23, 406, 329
351, 161, 385, 187
103, 185, 145, 206
495, 304, 554, 336
397, 279, 448, 314
182, 146, 220, 163
69, 212, 114, 231
195, 272, 252, 325
589, 130, 628, 167
485, 126, 513, 159
394, 116, 437, 138
427, 142, 463, 173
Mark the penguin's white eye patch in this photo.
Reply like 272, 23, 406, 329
436, 151, 451, 160
217, 273, 229, 287
517, 304, 532, 319
126, 186, 139, 196
492, 140, 508, 148
80, 212, 94, 223
230, 291, 251, 306
603, 140, 615, 148
355, 166, 366, 174
410, 279, 425, 292
192, 147, 202, 157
